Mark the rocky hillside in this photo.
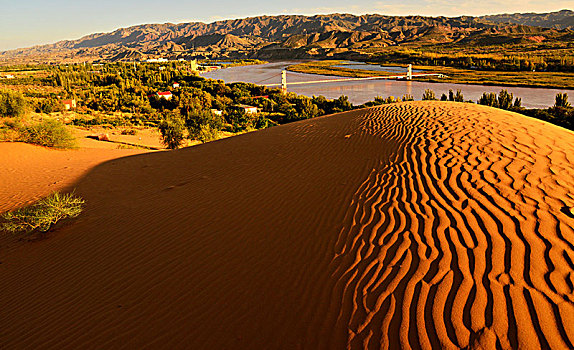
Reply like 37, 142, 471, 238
1, 11, 572, 64
482, 9, 574, 30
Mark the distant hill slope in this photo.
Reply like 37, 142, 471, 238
482, 9, 574, 30
0, 11, 572, 64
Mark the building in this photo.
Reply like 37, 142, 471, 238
211, 109, 223, 116
157, 91, 173, 100
199, 65, 221, 72
145, 58, 168, 63
1, 74, 15, 79
234, 104, 258, 114
62, 99, 76, 110
172, 82, 180, 88
189, 59, 199, 72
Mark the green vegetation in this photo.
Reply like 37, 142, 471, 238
1, 62, 359, 148
1, 61, 573, 149
1, 192, 85, 234
0, 118, 77, 148
477, 90, 522, 109
158, 113, 187, 149
0, 118, 75, 148
555, 93, 571, 108
440, 90, 468, 102
19, 119, 77, 148
474, 90, 573, 130
422, 89, 437, 101
372, 48, 574, 73
0, 90, 28, 117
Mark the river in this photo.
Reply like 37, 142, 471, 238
201, 61, 571, 109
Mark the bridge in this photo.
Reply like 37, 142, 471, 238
264, 64, 447, 93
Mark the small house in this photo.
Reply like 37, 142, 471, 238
62, 99, 76, 110
234, 104, 258, 114
157, 91, 173, 100
172, 82, 180, 88
211, 109, 223, 116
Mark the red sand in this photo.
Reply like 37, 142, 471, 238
0, 143, 146, 213
1, 102, 574, 349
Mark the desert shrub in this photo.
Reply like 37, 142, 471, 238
1, 192, 85, 234
422, 89, 436, 101
401, 94, 414, 102
19, 119, 77, 148
158, 113, 186, 149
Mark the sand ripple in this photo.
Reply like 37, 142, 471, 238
329, 103, 574, 349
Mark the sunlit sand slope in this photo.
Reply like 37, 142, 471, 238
1, 102, 573, 349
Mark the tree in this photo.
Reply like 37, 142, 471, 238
422, 89, 436, 101
555, 93, 571, 108
186, 109, 223, 142
332, 95, 353, 112
0, 90, 28, 117
478, 92, 498, 107
498, 90, 514, 110
293, 96, 319, 120
454, 90, 464, 102
158, 112, 186, 149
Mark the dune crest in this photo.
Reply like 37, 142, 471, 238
1, 102, 573, 349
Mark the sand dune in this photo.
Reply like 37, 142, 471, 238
0, 143, 146, 213
1, 102, 574, 349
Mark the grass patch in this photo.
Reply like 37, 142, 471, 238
1, 192, 85, 234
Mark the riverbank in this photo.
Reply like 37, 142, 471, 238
288, 60, 574, 90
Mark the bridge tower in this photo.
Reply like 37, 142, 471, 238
281, 70, 287, 93
407, 64, 413, 80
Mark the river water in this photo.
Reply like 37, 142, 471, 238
201, 61, 571, 109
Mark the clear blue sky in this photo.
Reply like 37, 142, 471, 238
0, 0, 570, 51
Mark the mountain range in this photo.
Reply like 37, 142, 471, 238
1, 10, 572, 64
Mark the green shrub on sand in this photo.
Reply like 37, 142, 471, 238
19, 119, 77, 149
1, 192, 85, 234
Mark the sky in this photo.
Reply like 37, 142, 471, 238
0, 0, 571, 51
